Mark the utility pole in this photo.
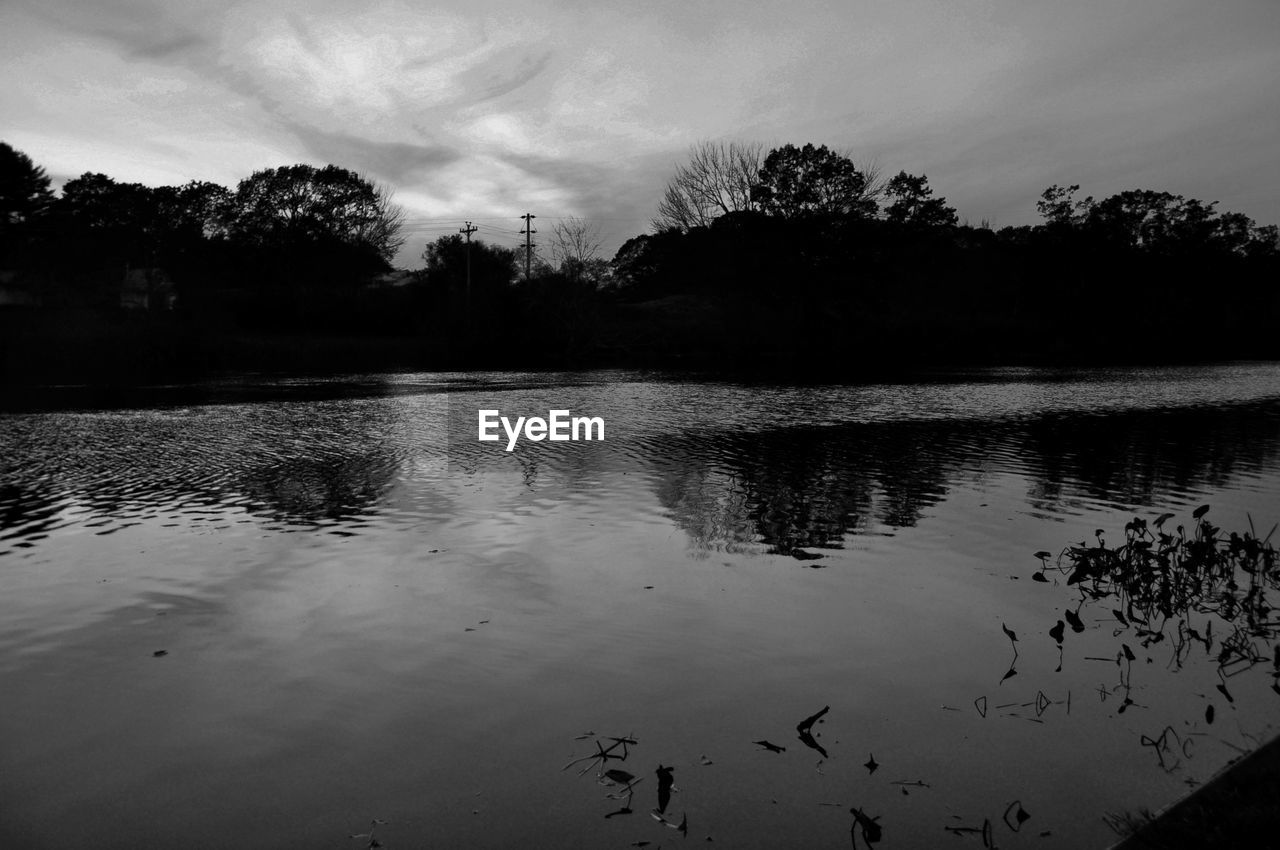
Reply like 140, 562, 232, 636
459, 221, 477, 310
520, 213, 536, 281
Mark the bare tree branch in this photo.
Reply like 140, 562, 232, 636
652, 140, 764, 232
549, 216, 602, 268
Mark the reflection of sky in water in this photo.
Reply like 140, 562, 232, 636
1, 364, 1279, 849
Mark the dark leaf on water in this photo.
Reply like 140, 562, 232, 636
1205, 705, 1215, 724
1193, 504, 1210, 520
796, 705, 830, 734
1122, 644, 1136, 662
791, 549, 825, 561
850, 808, 882, 845
1003, 800, 1031, 831
656, 765, 674, 814
152, 650, 168, 657
796, 705, 831, 756
1032, 572, 1049, 583
1049, 620, 1065, 645
1002, 623, 1018, 642
1065, 610, 1085, 633
604, 807, 632, 819
864, 753, 879, 774
1033, 550, 1052, 560
1000, 666, 1018, 683
1216, 683, 1234, 703
753, 740, 786, 753
604, 769, 635, 784
1113, 609, 1129, 626
797, 728, 828, 758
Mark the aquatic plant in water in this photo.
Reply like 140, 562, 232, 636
1034, 506, 1278, 781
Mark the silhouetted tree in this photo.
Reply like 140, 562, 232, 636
1086, 189, 1191, 250
421, 233, 518, 297
1037, 184, 1277, 258
653, 140, 764, 231
1, 142, 56, 270
227, 165, 405, 263
0, 142, 54, 229
882, 171, 957, 226
1243, 224, 1280, 259
751, 143, 879, 219
51, 173, 170, 282
56, 173, 153, 232
157, 181, 234, 240
549, 215, 605, 285
1036, 184, 1094, 226
610, 229, 703, 297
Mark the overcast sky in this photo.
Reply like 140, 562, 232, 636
3, 0, 1278, 266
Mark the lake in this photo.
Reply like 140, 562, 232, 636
2, 364, 1279, 849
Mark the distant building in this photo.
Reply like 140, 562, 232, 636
121, 267, 177, 311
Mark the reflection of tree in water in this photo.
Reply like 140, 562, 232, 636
651, 462, 758, 555
0, 399, 415, 534
739, 429, 882, 555
237, 449, 400, 525
653, 402, 1280, 556
652, 423, 958, 555
1023, 403, 1280, 510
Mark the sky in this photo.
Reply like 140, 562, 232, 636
3, 0, 1278, 267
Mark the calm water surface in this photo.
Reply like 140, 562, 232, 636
2, 364, 1279, 849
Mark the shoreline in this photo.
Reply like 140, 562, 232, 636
4, 356, 1279, 415
1110, 732, 1280, 849
5, 304, 1278, 393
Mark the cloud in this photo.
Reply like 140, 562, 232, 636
2, 0, 1278, 267
280, 123, 462, 184
455, 49, 555, 105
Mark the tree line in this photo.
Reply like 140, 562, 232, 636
1, 142, 405, 305
0, 141, 614, 342
2, 138, 1278, 372
606, 140, 1278, 365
